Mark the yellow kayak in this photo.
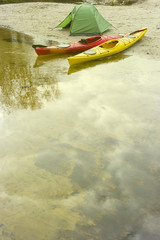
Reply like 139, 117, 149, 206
68, 27, 147, 66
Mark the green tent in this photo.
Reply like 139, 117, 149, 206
56, 3, 112, 36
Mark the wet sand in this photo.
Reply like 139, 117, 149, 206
0, 0, 160, 58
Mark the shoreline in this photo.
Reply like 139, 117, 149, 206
0, 1, 160, 59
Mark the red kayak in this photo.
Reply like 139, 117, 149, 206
32, 35, 122, 56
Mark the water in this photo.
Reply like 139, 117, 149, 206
0, 27, 160, 240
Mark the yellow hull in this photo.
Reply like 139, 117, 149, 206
68, 27, 148, 66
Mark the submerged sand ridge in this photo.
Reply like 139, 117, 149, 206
0, 0, 160, 59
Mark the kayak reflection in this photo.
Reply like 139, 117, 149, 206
33, 53, 71, 68
68, 53, 130, 75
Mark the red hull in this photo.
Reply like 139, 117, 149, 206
32, 35, 122, 56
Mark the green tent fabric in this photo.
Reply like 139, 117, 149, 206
56, 3, 112, 36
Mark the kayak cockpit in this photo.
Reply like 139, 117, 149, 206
80, 36, 101, 44
101, 40, 119, 49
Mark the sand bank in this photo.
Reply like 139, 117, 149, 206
0, 0, 160, 59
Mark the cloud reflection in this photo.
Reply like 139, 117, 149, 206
0, 45, 160, 240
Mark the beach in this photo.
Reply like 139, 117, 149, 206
0, 0, 160, 58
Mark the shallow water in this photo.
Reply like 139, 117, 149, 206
0, 27, 160, 240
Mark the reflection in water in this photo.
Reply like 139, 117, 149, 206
33, 53, 70, 68
68, 53, 130, 75
0, 27, 60, 113
33, 52, 130, 73
0, 27, 160, 240
1, 26, 33, 45
0, 63, 59, 112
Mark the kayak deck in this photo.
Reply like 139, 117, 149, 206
68, 27, 148, 66
32, 35, 121, 56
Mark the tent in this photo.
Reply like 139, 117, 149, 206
56, 3, 112, 36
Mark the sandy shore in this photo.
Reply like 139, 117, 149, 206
0, 0, 160, 59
